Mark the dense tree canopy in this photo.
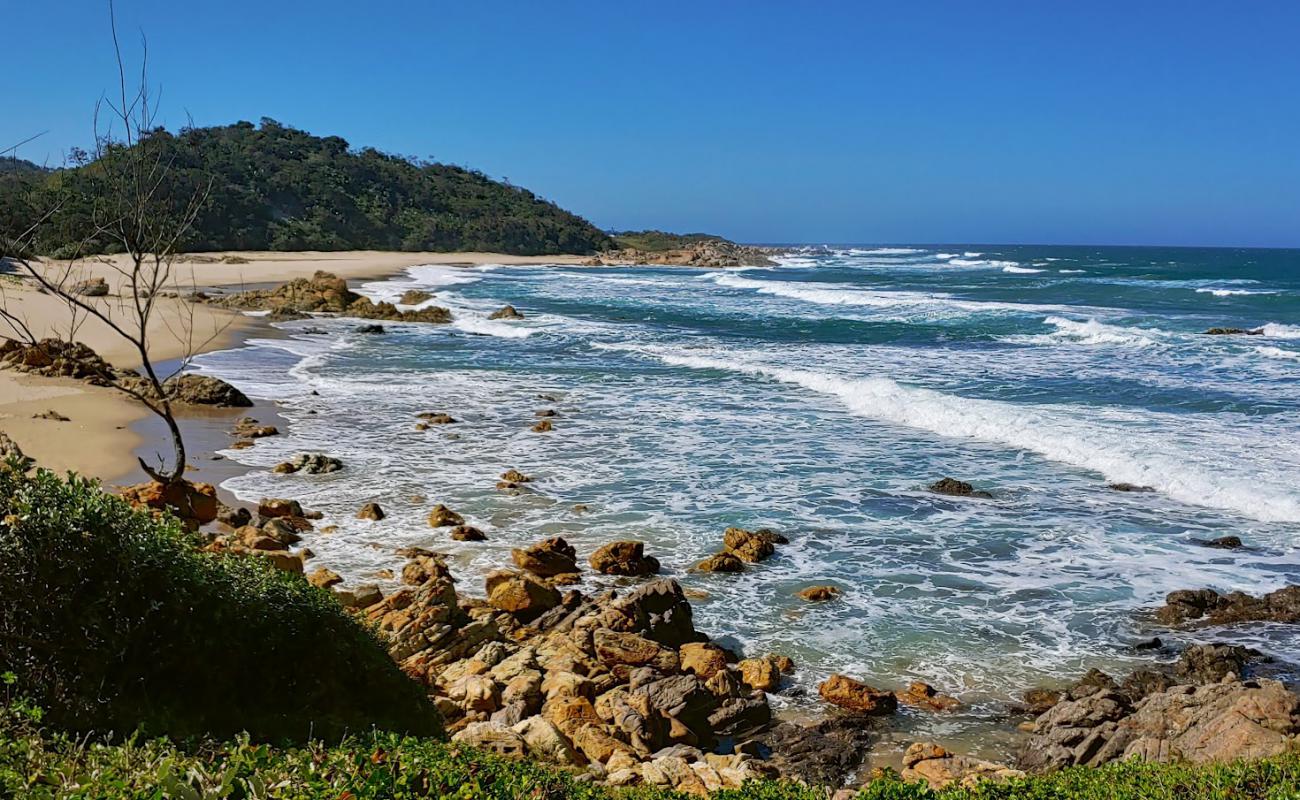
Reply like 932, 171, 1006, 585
0, 120, 613, 257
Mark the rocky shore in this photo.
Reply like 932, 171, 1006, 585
587, 240, 779, 269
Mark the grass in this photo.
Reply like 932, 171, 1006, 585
611, 230, 729, 252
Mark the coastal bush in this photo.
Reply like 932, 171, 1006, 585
2, 688, 1299, 800
0, 464, 439, 742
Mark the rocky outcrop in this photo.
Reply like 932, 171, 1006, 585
928, 477, 993, 498
216, 270, 452, 324
592, 240, 776, 269
1204, 327, 1263, 335
1154, 586, 1300, 626
902, 743, 1024, 790
755, 716, 877, 788
333, 552, 788, 790
1020, 643, 1297, 771
0, 432, 32, 471
0, 338, 116, 384
589, 541, 660, 576
896, 681, 960, 712
398, 289, 434, 305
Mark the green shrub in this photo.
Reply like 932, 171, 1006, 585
0, 466, 439, 742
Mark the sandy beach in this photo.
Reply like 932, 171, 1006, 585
0, 250, 583, 482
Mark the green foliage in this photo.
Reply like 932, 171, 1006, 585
0, 465, 440, 742
611, 230, 728, 252
1, 704, 1298, 800
6, 119, 614, 257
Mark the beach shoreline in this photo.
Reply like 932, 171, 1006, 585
0, 250, 586, 484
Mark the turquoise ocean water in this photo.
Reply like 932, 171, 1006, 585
194, 245, 1300, 741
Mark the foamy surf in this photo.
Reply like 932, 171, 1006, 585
602, 343, 1300, 523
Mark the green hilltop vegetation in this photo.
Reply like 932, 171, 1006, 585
611, 230, 731, 252
0, 119, 614, 257
3, 463, 1299, 799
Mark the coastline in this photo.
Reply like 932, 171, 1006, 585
0, 250, 585, 484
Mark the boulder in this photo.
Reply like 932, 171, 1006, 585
902, 742, 1024, 790
258, 498, 304, 518
756, 717, 877, 789
594, 629, 680, 673
512, 717, 583, 766
0, 432, 32, 471
589, 540, 660, 576
119, 479, 219, 528
896, 681, 960, 711
163, 374, 252, 407
307, 567, 343, 589
428, 503, 465, 527
488, 305, 525, 320
215, 503, 252, 528
722, 527, 786, 562
398, 289, 434, 305
1175, 643, 1261, 684
797, 585, 841, 602
694, 552, 744, 573
531, 418, 553, 432
1204, 327, 1263, 335
417, 411, 457, 424
708, 695, 771, 737
357, 502, 385, 520
738, 657, 781, 692
354, 324, 386, 334
928, 477, 993, 498
678, 643, 728, 680
1108, 482, 1155, 492
485, 570, 561, 621
511, 536, 579, 577
450, 525, 487, 541
279, 453, 343, 474
1199, 535, 1243, 549
1154, 585, 1300, 626
501, 469, 531, 483
818, 674, 898, 715
335, 583, 382, 609
608, 579, 701, 647
451, 722, 527, 757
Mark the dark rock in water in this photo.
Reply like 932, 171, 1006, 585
796, 585, 842, 602
300, 326, 328, 335
511, 537, 579, 577
1132, 636, 1163, 651
1154, 585, 1300, 626
355, 323, 386, 334
1107, 482, 1155, 493
929, 477, 993, 498
275, 453, 344, 475
357, 502, 385, 521
1197, 535, 1243, 550
1175, 642, 1264, 684
488, 304, 525, 320
399, 289, 434, 305
753, 716, 878, 789
1204, 327, 1263, 335
450, 525, 486, 541
266, 308, 309, 321
695, 552, 745, 573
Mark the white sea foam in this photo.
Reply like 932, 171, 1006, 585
947, 258, 1020, 269
600, 343, 1300, 523
1017, 316, 1164, 347
854, 247, 926, 255
1256, 345, 1300, 361
935, 253, 959, 259
1261, 323, 1300, 338
709, 273, 1088, 317
1058, 269, 1086, 274
964, 252, 983, 257
356, 264, 537, 339
1195, 287, 1277, 297
1003, 265, 1045, 274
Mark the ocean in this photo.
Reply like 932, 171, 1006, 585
193, 244, 1300, 746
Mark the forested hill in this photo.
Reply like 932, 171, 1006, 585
0, 119, 613, 256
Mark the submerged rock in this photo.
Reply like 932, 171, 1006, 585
796, 585, 841, 602
1107, 482, 1155, 492
1203, 327, 1263, 335
928, 477, 993, 498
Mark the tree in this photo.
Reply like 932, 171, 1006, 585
0, 2, 219, 485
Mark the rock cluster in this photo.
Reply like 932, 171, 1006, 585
202, 496, 321, 574
488, 305, 525, 320
695, 527, 787, 572
0, 338, 116, 384
902, 743, 1025, 790
215, 270, 452, 324
1019, 643, 1299, 770
589, 541, 660, 576
337, 548, 795, 793
119, 479, 219, 531
590, 241, 776, 269
1153, 585, 1300, 626
1203, 327, 1263, 335
273, 453, 344, 475
118, 373, 253, 407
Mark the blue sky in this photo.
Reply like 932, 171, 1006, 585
5, 1, 1299, 247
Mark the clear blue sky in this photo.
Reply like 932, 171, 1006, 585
5, 1, 1299, 247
